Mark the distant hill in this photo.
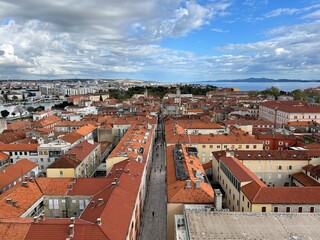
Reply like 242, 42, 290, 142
202, 78, 320, 83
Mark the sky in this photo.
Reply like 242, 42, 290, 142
0, 0, 320, 82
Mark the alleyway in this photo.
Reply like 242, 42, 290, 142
139, 123, 167, 240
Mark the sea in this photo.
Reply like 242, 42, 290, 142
200, 81, 320, 92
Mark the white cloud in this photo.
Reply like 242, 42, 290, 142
264, 8, 298, 18
211, 28, 229, 33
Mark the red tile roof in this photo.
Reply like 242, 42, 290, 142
67, 140, 100, 162
0, 144, 39, 152
33, 116, 61, 128
0, 181, 43, 218
60, 132, 83, 144
35, 178, 72, 195
0, 159, 37, 189
292, 172, 320, 187
167, 144, 214, 203
260, 100, 320, 113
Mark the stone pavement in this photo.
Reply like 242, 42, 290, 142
139, 123, 167, 240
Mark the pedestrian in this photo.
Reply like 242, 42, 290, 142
152, 211, 154, 217
160, 169, 161, 173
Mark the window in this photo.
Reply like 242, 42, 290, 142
278, 165, 282, 170
253, 145, 257, 149
278, 174, 282, 179
246, 145, 249, 149
310, 207, 315, 213
209, 145, 213, 148
233, 194, 235, 200
202, 145, 206, 148
79, 200, 85, 210
274, 207, 278, 212
286, 207, 290, 213
266, 141, 270, 145
242, 196, 244, 201
279, 141, 283, 145
59, 171, 63, 177
288, 165, 292, 170
224, 145, 227, 149
298, 207, 303, 213
247, 202, 250, 208
217, 145, 220, 148
265, 146, 269, 150
262, 207, 266, 212
242, 207, 244, 212
49, 199, 59, 210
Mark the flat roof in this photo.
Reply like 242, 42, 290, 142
185, 210, 320, 240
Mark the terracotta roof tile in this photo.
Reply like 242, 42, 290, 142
167, 145, 214, 203
0, 159, 37, 189
0, 144, 39, 151
292, 172, 320, 186
35, 178, 72, 195
0, 181, 43, 218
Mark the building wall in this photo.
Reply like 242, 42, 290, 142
241, 159, 308, 186
47, 168, 75, 178
167, 203, 184, 240
106, 156, 128, 174
43, 195, 90, 218
218, 161, 242, 211
197, 143, 263, 164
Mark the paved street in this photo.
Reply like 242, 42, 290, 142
139, 123, 167, 240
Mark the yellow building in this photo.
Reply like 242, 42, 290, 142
217, 155, 320, 213
47, 140, 101, 178
164, 118, 263, 164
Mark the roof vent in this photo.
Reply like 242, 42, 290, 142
69, 224, 75, 238
97, 198, 104, 206
22, 181, 28, 188
186, 180, 192, 189
91, 200, 96, 208
97, 218, 102, 226
70, 217, 75, 224
12, 200, 18, 207
5, 198, 12, 205
68, 182, 73, 190
33, 216, 39, 224
196, 180, 201, 189
40, 214, 45, 221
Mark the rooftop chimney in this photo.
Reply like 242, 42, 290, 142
97, 218, 102, 226
12, 200, 18, 207
5, 198, 12, 205
127, 169, 130, 175
186, 180, 191, 189
22, 181, 28, 188
69, 224, 75, 238
33, 216, 38, 224
40, 214, 45, 221
195, 180, 201, 189
91, 200, 95, 208
70, 217, 75, 224
68, 182, 73, 190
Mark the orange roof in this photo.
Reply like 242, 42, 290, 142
60, 132, 83, 144
0, 159, 38, 189
0, 219, 32, 240
0, 152, 9, 161
6, 121, 31, 131
67, 140, 100, 161
0, 181, 43, 218
292, 172, 320, 187
25, 219, 108, 240
33, 116, 61, 128
167, 144, 214, 203
35, 178, 72, 195
75, 124, 96, 136
0, 144, 39, 151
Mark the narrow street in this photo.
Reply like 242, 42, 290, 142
139, 122, 167, 240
